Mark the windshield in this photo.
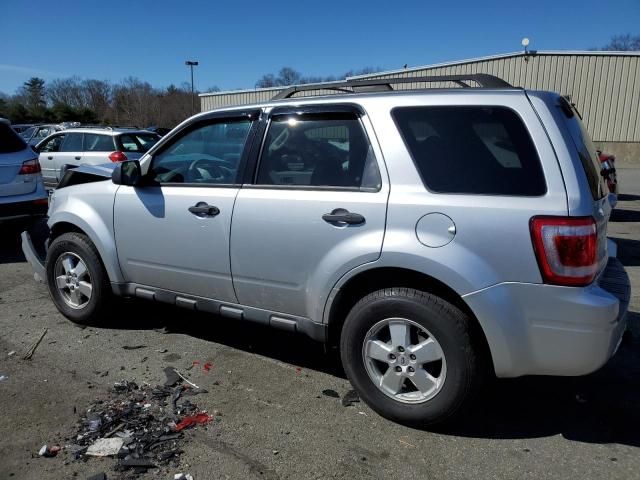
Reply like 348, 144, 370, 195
0, 122, 28, 153
118, 133, 160, 153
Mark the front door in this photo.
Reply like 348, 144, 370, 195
114, 112, 258, 301
230, 105, 389, 319
37, 133, 65, 186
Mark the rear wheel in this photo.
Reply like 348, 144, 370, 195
340, 287, 485, 427
45, 232, 112, 324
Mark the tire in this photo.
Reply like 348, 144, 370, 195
45, 232, 112, 325
340, 287, 485, 427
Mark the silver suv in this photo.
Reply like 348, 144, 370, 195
22, 75, 630, 426
35, 127, 160, 187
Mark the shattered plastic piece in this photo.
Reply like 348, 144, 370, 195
174, 413, 213, 431
0, 375, 7, 382
86, 473, 107, 480
86, 437, 125, 457
203, 362, 213, 372
122, 345, 147, 350
38, 444, 61, 457
156, 348, 168, 353
322, 389, 340, 398
295, 367, 302, 374
164, 367, 180, 387
174, 474, 194, 480
341, 390, 360, 407
7, 351, 15, 357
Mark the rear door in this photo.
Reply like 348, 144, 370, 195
0, 122, 37, 197
55, 132, 84, 180
230, 105, 389, 319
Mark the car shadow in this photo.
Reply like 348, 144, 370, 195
610, 237, 640, 267
0, 218, 48, 264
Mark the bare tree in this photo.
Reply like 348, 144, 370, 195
598, 34, 640, 51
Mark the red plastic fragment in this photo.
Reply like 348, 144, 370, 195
203, 362, 213, 372
174, 413, 213, 431
295, 367, 302, 374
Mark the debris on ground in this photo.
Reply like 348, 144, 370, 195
67, 374, 215, 477
203, 362, 213, 372
0, 374, 7, 382
341, 390, 360, 407
122, 345, 147, 350
7, 350, 15, 357
23, 327, 47, 360
86, 438, 125, 457
86, 473, 107, 480
322, 389, 340, 398
38, 444, 61, 457
163, 353, 182, 362
156, 348, 168, 354
174, 474, 194, 480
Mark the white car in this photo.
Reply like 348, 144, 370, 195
35, 128, 160, 187
0, 119, 48, 222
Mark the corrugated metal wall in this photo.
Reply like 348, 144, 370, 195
200, 53, 640, 142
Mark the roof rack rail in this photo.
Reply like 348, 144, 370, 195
272, 74, 512, 100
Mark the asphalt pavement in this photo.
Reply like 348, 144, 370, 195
0, 170, 639, 480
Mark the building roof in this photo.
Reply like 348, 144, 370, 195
200, 50, 640, 97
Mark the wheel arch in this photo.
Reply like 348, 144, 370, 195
48, 212, 124, 283
325, 266, 494, 374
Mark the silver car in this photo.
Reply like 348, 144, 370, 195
35, 128, 160, 187
22, 75, 630, 427
0, 119, 48, 221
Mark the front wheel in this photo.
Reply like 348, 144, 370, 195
45, 232, 112, 324
340, 288, 485, 427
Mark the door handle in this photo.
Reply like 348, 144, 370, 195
74, 156, 81, 160
188, 202, 220, 217
322, 208, 365, 225
47, 156, 53, 160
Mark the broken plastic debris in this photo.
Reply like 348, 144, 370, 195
174, 474, 194, 480
0, 375, 7, 382
86, 473, 107, 480
203, 362, 213, 372
7, 351, 15, 357
38, 444, 61, 457
341, 390, 360, 407
174, 413, 213, 431
86, 437, 124, 457
322, 389, 340, 398
115, 457, 157, 471
122, 345, 146, 350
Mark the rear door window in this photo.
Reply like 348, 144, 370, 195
61, 133, 83, 152
39, 134, 65, 153
84, 133, 115, 152
117, 133, 159, 153
392, 106, 546, 196
256, 112, 381, 190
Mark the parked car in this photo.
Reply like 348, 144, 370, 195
0, 119, 48, 222
21, 124, 65, 146
11, 123, 37, 134
146, 126, 172, 137
34, 128, 160, 187
22, 75, 630, 427
597, 149, 618, 195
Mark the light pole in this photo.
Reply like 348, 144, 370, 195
185, 60, 199, 115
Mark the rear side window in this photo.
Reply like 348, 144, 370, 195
118, 133, 159, 153
559, 99, 606, 200
84, 133, 115, 152
61, 133, 83, 152
0, 122, 27, 153
256, 113, 381, 190
392, 106, 546, 196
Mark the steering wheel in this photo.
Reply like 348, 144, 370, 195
186, 158, 231, 183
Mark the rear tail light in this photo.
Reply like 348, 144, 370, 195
109, 151, 128, 162
530, 216, 598, 286
18, 158, 41, 175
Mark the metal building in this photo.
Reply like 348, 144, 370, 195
200, 50, 640, 161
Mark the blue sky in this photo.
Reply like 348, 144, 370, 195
2, 0, 639, 95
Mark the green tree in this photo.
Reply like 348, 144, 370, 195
22, 77, 47, 113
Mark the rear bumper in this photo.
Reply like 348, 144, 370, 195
463, 256, 630, 378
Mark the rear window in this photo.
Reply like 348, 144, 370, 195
0, 122, 27, 153
117, 133, 159, 153
392, 106, 546, 196
559, 98, 606, 200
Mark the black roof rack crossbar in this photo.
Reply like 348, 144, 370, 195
272, 74, 512, 100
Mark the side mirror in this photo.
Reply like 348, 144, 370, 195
112, 160, 142, 186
